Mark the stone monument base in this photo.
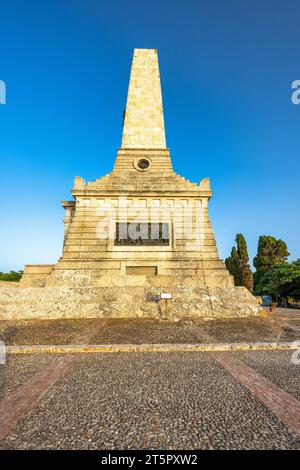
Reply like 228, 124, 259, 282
0, 276, 262, 320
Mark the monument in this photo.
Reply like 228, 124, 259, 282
0, 49, 261, 319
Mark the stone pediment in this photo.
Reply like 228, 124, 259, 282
73, 149, 211, 196
74, 172, 211, 195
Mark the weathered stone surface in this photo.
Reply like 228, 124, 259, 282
0, 285, 262, 320
20, 265, 54, 287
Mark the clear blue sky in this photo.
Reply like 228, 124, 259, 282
0, 0, 299, 272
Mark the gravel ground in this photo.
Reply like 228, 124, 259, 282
275, 308, 300, 319
237, 350, 300, 401
1, 352, 299, 450
0, 316, 300, 346
0, 354, 55, 400
0, 318, 200, 345
89, 319, 200, 344
193, 317, 300, 343
0, 319, 109, 345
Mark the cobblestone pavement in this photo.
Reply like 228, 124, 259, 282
237, 350, 300, 401
0, 354, 55, 400
0, 351, 299, 449
1, 313, 300, 345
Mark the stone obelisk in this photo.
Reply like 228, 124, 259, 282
0, 48, 262, 320
122, 49, 166, 149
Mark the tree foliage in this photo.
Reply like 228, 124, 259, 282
0, 271, 23, 282
253, 235, 289, 287
254, 260, 300, 299
225, 234, 253, 290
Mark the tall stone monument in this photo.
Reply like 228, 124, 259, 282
0, 49, 261, 319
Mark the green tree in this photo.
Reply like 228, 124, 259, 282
225, 234, 253, 290
253, 236, 289, 288
254, 260, 300, 299
0, 270, 23, 282
225, 246, 240, 283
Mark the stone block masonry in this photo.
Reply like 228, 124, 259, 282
122, 49, 166, 149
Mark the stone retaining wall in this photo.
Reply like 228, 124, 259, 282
0, 285, 262, 320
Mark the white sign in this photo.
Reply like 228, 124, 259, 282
0, 341, 6, 364
160, 292, 172, 299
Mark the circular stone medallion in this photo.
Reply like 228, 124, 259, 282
133, 157, 152, 171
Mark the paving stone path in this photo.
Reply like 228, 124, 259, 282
0, 319, 299, 449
